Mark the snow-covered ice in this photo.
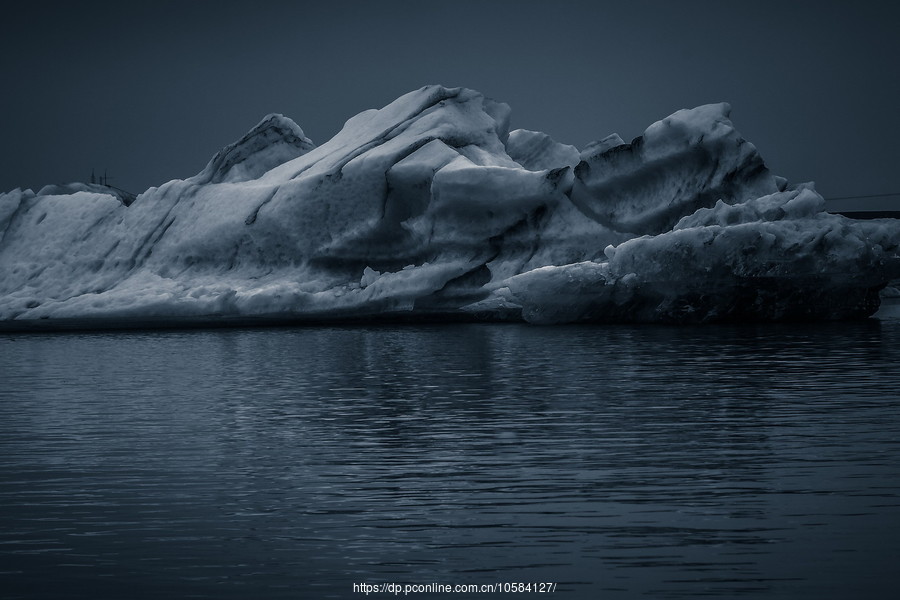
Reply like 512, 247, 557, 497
1, 85, 898, 329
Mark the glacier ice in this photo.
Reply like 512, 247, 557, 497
507, 186, 900, 324
0, 85, 898, 329
192, 113, 316, 185
570, 103, 778, 236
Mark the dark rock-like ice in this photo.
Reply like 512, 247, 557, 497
1, 85, 898, 328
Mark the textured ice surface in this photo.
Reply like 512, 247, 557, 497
192, 113, 315, 184
1, 85, 898, 329
506, 129, 580, 171
571, 103, 778, 235
507, 186, 900, 323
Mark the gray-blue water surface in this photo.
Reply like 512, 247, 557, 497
2, 321, 900, 599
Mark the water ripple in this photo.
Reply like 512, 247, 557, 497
1, 321, 900, 598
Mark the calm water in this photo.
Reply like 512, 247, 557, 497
2, 320, 900, 599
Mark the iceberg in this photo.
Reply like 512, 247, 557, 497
0, 85, 898, 329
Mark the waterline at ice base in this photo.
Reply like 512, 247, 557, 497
1, 85, 898, 330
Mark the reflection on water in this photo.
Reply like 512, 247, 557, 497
1, 321, 900, 598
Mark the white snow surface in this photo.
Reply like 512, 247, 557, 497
1, 85, 898, 328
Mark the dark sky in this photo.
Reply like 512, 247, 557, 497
3, 0, 899, 210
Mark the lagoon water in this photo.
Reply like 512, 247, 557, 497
2, 319, 900, 599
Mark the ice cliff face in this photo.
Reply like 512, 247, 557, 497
508, 186, 900, 324
571, 103, 778, 235
1, 85, 898, 329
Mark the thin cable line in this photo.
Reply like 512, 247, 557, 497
827, 192, 900, 201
